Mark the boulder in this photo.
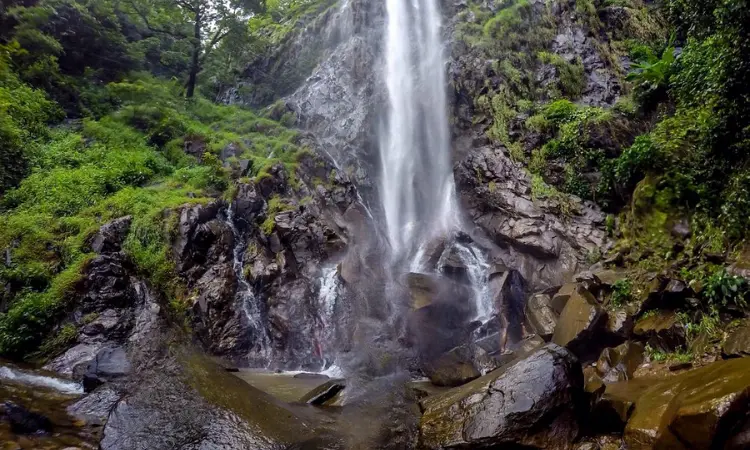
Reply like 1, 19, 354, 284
83, 346, 131, 392
299, 379, 345, 406
89, 216, 132, 254
100, 350, 317, 450
633, 310, 686, 352
552, 287, 610, 362
419, 344, 584, 449
594, 341, 644, 383
525, 293, 558, 341
600, 357, 750, 449
421, 345, 482, 387
723, 320, 750, 357
551, 283, 576, 314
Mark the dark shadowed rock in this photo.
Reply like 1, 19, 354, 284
1, 401, 53, 435
594, 341, 644, 383
419, 344, 584, 449
190, 263, 251, 357
633, 310, 686, 352
89, 216, 132, 254
299, 379, 345, 406
421, 345, 482, 387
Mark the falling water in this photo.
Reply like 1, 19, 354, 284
226, 207, 271, 365
380, 0, 459, 261
316, 266, 340, 367
437, 242, 494, 322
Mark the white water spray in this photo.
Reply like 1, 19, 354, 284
0, 365, 83, 395
380, 0, 459, 261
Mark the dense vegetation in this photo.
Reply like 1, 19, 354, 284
0, 0, 313, 358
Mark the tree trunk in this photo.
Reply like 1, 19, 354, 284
186, 11, 201, 98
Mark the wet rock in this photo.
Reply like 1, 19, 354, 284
83, 346, 131, 393
88, 216, 132, 254
602, 357, 750, 449
723, 320, 750, 357
172, 202, 231, 279
454, 145, 610, 290
551, 283, 576, 314
1, 401, 53, 435
594, 341, 644, 383
190, 263, 251, 357
639, 276, 692, 312
525, 292, 558, 341
419, 344, 584, 450
488, 268, 527, 348
552, 287, 611, 363
421, 345, 482, 387
299, 379, 345, 406
232, 182, 266, 229
68, 385, 121, 426
100, 349, 316, 450
633, 310, 686, 352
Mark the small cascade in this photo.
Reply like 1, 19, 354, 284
225, 207, 272, 365
315, 266, 341, 370
436, 241, 494, 323
0, 365, 82, 395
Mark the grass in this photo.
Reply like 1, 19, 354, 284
0, 74, 300, 359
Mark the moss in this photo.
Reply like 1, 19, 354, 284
538, 52, 586, 98
260, 195, 294, 235
31, 322, 78, 360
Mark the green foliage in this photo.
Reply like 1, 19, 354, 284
615, 134, 659, 188
626, 36, 675, 106
610, 279, 633, 307
0, 47, 60, 193
33, 323, 78, 359
703, 268, 749, 310
0, 71, 298, 359
538, 52, 586, 98
260, 195, 294, 234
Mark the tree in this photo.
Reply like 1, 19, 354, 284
126, 0, 263, 97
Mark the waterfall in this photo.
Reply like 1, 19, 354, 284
380, 0, 459, 262
316, 266, 340, 364
226, 207, 271, 365
437, 242, 494, 322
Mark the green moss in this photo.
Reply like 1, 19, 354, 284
260, 195, 294, 235
538, 52, 586, 98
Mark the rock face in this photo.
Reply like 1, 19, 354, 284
44, 251, 162, 381
419, 344, 584, 449
455, 145, 610, 289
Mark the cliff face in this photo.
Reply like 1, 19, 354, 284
221, 0, 636, 290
